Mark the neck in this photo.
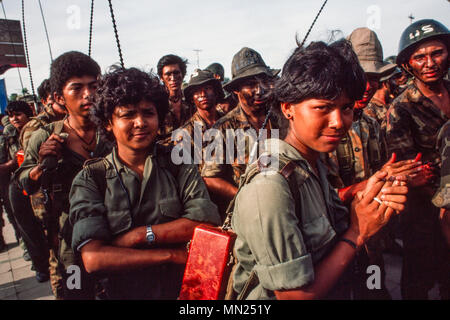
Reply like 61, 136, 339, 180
116, 144, 149, 169
197, 106, 218, 127
240, 102, 268, 129
415, 78, 445, 97
169, 89, 182, 99
284, 129, 319, 170
68, 113, 94, 132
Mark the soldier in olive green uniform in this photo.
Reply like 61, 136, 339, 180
201, 47, 278, 219
385, 19, 450, 299
231, 40, 409, 300
69, 67, 220, 299
15, 51, 112, 299
171, 69, 225, 172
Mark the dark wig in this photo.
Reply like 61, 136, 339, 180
157, 54, 188, 78
6, 100, 34, 118
92, 66, 169, 141
37, 79, 51, 101
50, 51, 101, 96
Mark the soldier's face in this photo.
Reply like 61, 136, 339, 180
8, 111, 29, 131
234, 77, 268, 111
56, 75, 98, 118
282, 94, 354, 155
354, 76, 380, 109
192, 84, 217, 111
107, 100, 159, 152
408, 39, 449, 83
162, 64, 183, 94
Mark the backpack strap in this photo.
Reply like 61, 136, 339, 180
83, 158, 109, 198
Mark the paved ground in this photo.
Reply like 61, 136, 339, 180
0, 211, 441, 300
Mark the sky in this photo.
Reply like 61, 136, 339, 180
0, 0, 449, 96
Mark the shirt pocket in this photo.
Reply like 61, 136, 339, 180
159, 198, 183, 220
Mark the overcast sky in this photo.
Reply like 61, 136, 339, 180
0, 0, 449, 96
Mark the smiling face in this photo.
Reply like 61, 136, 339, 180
408, 39, 449, 84
107, 100, 159, 153
282, 94, 354, 159
233, 76, 269, 112
8, 111, 29, 131
55, 75, 98, 118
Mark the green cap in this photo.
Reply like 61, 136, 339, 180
183, 69, 224, 103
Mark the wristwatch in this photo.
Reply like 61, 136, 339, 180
146, 225, 155, 245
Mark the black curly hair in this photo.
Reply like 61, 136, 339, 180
37, 79, 51, 102
6, 100, 34, 118
50, 51, 101, 97
157, 54, 188, 78
92, 66, 169, 141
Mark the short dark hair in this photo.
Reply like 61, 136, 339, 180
6, 100, 34, 118
92, 66, 169, 141
50, 51, 101, 97
157, 54, 188, 78
37, 79, 51, 101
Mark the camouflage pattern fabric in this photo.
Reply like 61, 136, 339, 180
432, 120, 450, 209
364, 97, 388, 131
157, 99, 193, 140
385, 80, 450, 163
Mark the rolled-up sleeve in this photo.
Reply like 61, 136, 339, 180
69, 169, 111, 251
232, 173, 314, 291
177, 163, 221, 225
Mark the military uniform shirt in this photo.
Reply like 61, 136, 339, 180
231, 139, 349, 300
201, 104, 276, 187
69, 146, 221, 299
385, 80, 450, 162
432, 120, 450, 209
158, 100, 193, 140
364, 97, 388, 131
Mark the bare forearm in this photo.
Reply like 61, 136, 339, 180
28, 164, 43, 182
275, 229, 360, 300
203, 177, 237, 201
338, 180, 367, 205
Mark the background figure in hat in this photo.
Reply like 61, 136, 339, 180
157, 54, 193, 141
385, 55, 411, 97
323, 27, 412, 300
171, 69, 226, 172
385, 19, 450, 300
201, 47, 278, 221
205, 62, 237, 114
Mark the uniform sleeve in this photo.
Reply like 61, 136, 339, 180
432, 121, 450, 209
385, 104, 417, 161
177, 163, 221, 225
15, 128, 48, 194
232, 172, 314, 291
69, 169, 111, 252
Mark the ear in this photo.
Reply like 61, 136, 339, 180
105, 119, 113, 133
54, 92, 65, 107
280, 102, 294, 119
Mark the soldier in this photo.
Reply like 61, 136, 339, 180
364, 65, 403, 129
385, 19, 450, 299
201, 47, 278, 219
15, 51, 112, 299
18, 78, 67, 298
325, 27, 404, 299
230, 40, 408, 300
432, 119, 450, 247
69, 66, 220, 299
1, 101, 50, 282
205, 62, 235, 114
172, 69, 225, 172
157, 54, 192, 140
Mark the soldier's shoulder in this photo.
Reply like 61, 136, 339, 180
2, 124, 16, 137
212, 107, 239, 129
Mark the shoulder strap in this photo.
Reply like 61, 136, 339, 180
52, 120, 65, 135
83, 158, 108, 198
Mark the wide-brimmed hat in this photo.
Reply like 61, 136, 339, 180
223, 47, 273, 91
183, 69, 225, 103
347, 27, 396, 77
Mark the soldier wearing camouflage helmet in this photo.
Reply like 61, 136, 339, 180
385, 19, 450, 300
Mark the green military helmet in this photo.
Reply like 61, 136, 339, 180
205, 63, 225, 82
397, 19, 450, 66
183, 69, 225, 104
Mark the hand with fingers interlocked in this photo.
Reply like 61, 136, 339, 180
349, 170, 408, 248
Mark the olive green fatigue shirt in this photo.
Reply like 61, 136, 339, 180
15, 120, 112, 267
171, 108, 225, 173
1, 124, 21, 163
157, 99, 193, 141
364, 97, 388, 131
325, 110, 387, 189
432, 120, 450, 209
20, 103, 62, 152
201, 104, 277, 188
69, 146, 221, 299
385, 80, 450, 163
231, 139, 349, 300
